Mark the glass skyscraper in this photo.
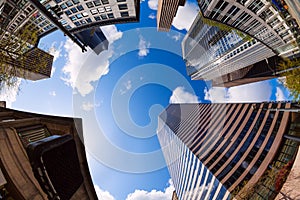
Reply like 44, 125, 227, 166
157, 103, 300, 199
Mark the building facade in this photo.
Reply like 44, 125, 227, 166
156, 0, 186, 32
182, 13, 276, 80
0, 106, 98, 199
158, 103, 300, 199
197, 0, 299, 57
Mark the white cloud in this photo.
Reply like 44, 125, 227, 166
171, 33, 181, 42
170, 87, 199, 103
204, 81, 273, 103
148, 0, 158, 10
138, 36, 150, 57
172, 2, 198, 31
120, 80, 132, 95
49, 91, 56, 96
275, 87, 287, 101
148, 13, 156, 19
94, 185, 115, 200
61, 25, 122, 96
126, 179, 174, 200
81, 101, 100, 111
0, 78, 21, 108
49, 41, 63, 62
101, 25, 123, 43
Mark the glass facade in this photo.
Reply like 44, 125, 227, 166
157, 103, 296, 199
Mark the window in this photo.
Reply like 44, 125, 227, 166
76, 13, 83, 18
120, 11, 129, 17
248, 0, 264, 13
117, 0, 126, 1
98, 7, 105, 13
82, 12, 89, 16
86, 18, 92, 22
60, 19, 67, 25
66, 1, 73, 7
77, 5, 84, 11
93, 0, 101, 6
80, 19, 87, 24
65, 25, 71, 29
55, 0, 62, 3
70, 15, 77, 21
65, 10, 72, 15
101, 0, 109, 4
94, 16, 101, 21
70, 7, 78, 13
90, 9, 98, 14
60, 3, 67, 9
101, 14, 107, 19
72, 0, 80, 4
86, 2, 94, 8
74, 21, 81, 26
105, 6, 112, 11
107, 13, 114, 18
118, 4, 127, 10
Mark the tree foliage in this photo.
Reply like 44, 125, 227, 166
277, 58, 300, 101
0, 23, 50, 91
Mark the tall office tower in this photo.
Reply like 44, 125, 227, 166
182, 13, 276, 81
157, 103, 300, 199
156, 0, 186, 32
0, 0, 55, 80
197, 0, 299, 57
0, 106, 98, 199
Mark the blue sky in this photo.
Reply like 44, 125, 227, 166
0, 0, 292, 199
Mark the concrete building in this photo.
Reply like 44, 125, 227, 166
197, 0, 299, 57
156, 0, 186, 32
0, 106, 97, 199
158, 103, 300, 199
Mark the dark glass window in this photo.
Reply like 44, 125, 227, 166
94, 16, 101, 21
77, 5, 84, 11
248, 0, 264, 13
101, 14, 107, 19
74, 21, 80, 26
70, 15, 77, 21
94, 0, 101, 6
86, 2, 94, 8
86, 18, 92, 22
60, 3, 67, 10
107, 13, 114, 18
66, 1, 73, 7
70, 7, 78, 13
55, 0, 62, 3
118, 4, 128, 10
121, 11, 129, 17
65, 10, 72, 15
117, 0, 126, 2
101, 0, 109, 4
72, 0, 80, 4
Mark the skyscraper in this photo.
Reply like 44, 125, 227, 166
156, 0, 186, 32
182, 13, 276, 81
182, 1, 300, 84
157, 103, 300, 199
197, 0, 299, 57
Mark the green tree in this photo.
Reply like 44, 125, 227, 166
0, 23, 50, 91
277, 58, 300, 101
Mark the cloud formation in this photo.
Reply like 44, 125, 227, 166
148, 13, 156, 19
126, 179, 174, 200
138, 36, 150, 57
94, 185, 115, 200
204, 81, 273, 103
148, 0, 158, 10
170, 86, 199, 103
0, 79, 21, 108
49, 91, 56, 96
172, 2, 198, 31
61, 25, 122, 96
